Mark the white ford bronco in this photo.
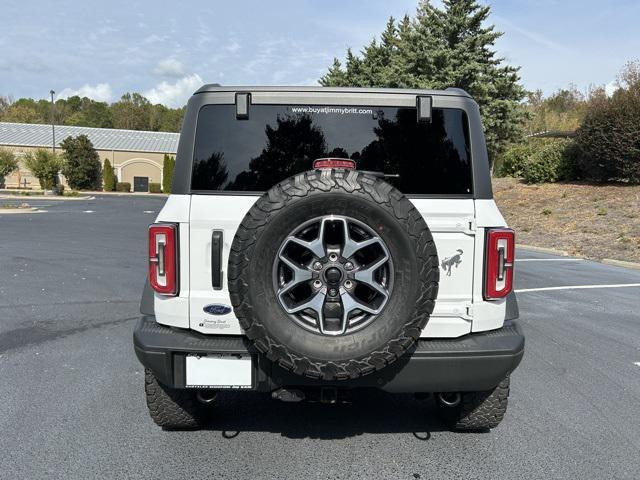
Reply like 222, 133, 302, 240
134, 86, 524, 430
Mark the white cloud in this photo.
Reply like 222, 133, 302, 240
225, 41, 241, 53
153, 58, 185, 77
56, 83, 113, 102
144, 74, 203, 107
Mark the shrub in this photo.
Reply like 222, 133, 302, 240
103, 158, 116, 191
496, 143, 534, 177
522, 140, 574, 184
162, 154, 175, 193
60, 135, 102, 190
573, 62, 640, 183
116, 182, 131, 192
23, 149, 63, 190
149, 182, 162, 193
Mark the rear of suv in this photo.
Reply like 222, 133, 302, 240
134, 86, 524, 431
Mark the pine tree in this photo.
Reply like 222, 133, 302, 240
320, 0, 527, 162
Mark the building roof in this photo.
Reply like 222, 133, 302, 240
0, 122, 179, 153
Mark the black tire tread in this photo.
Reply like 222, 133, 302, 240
144, 369, 207, 429
439, 376, 510, 431
228, 170, 439, 381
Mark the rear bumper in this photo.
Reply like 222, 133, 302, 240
133, 315, 524, 393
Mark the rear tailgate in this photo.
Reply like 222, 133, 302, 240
188, 195, 477, 338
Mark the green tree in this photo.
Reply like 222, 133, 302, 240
0, 147, 19, 186
64, 96, 113, 128
102, 158, 116, 191
23, 148, 63, 190
574, 61, 640, 183
4, 102, 40, 123
1, 93, 185, 132
60, 135, 102, 190
111, 93, 152, 130
320, 0, 527, 162
162, 154, 176, 193
524, 85, 588, 135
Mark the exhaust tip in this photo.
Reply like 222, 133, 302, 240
437, 392, 461, 408
196, 390, 217, 404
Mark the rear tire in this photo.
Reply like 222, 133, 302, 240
144, 369, 210, 429
436, 376, 510, 431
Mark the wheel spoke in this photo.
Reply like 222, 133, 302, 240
277, 254, 313, 295
281, 289, 327, 332
338, 289, 383, 334
354, 255, 390, 297
339, 218, 386, 259
285, 218, 327, 258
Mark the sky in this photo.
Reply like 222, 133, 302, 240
1, 0, 639, 107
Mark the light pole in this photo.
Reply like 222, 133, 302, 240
50, 90, 56, 153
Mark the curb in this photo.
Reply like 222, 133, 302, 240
0, 195, 93, 201
520, 244, 640, 270
518, 244, 572, 257
86, 191, 169, 198
601, 258, 640, 270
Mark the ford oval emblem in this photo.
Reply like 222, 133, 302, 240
203, 304, 232, 315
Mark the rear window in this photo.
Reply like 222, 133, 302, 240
192, 104, 472, 194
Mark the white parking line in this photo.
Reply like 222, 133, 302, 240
516, 258, 584, 262
516, 283, 640, 293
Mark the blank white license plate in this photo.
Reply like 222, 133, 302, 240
185, 354, 253, 389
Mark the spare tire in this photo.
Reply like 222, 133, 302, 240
228, 169, 439, 380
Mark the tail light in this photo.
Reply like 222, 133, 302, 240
484, 228, 515, 300
149, 223, 179, 296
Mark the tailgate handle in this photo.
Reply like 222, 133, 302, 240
211, 230, 223, 290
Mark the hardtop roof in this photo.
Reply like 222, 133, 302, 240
194, 85, 471, 98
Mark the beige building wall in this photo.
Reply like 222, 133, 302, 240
0, 145, 168, 192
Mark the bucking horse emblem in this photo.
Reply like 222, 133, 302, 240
441, 249, 463, 276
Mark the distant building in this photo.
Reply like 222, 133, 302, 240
0, 122, 179, 192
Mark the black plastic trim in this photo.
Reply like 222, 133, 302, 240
134, 316, 524, 393
505, 291, 519, 321
140, 278, 154, 315
211, 230, 223, 289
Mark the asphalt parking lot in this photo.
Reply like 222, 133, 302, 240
1, 195, 639, 480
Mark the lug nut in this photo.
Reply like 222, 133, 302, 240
313, 280, 323, 289
328, 288, 338, 297
329, 253, 338, 262
344, 280, 353, 289
312, 261, 323, 271
344, 262, 354, 271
